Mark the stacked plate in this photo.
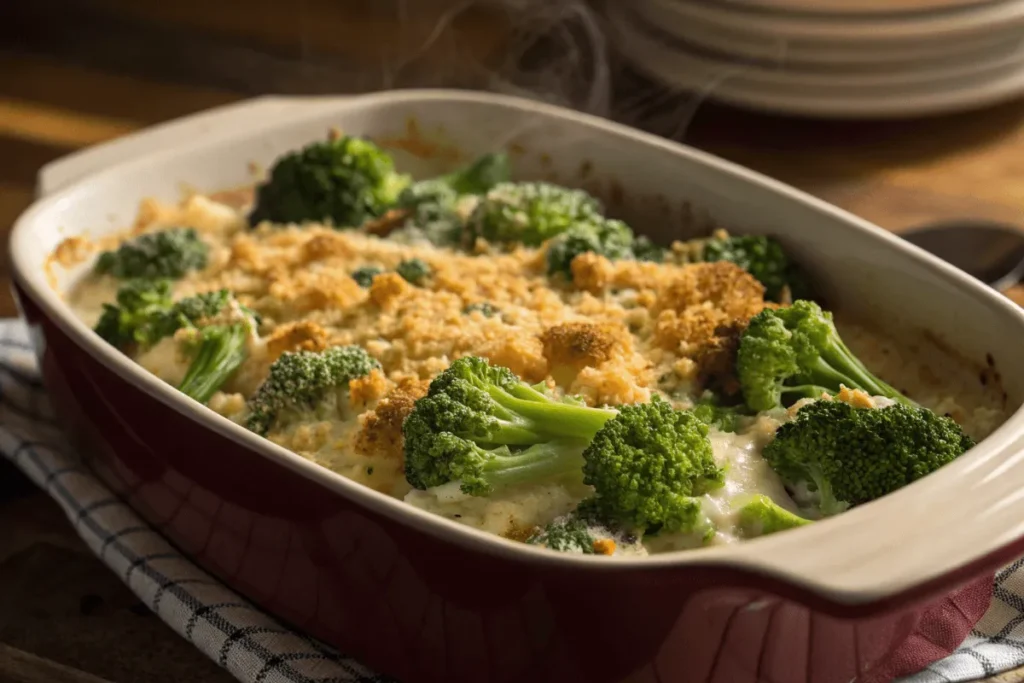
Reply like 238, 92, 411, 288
601, 0, 1024, 118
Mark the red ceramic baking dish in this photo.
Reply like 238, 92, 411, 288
10, 91, 1024, 683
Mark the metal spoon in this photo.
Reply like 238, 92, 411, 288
899, 219, 1024, 292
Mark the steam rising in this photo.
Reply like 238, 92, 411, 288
377, 0, 714, 143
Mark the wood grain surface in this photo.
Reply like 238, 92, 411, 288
1, 2, 1024, 681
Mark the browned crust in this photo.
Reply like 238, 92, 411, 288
353, 378, 430, 463
265, 321, 330, 361
540, 321, 622, 373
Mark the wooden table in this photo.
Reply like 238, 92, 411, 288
2, 9, 1024, 680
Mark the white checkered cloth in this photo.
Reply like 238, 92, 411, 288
0, 316, 1021, 683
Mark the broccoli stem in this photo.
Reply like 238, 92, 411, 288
816, 337, 913, 405
178, 324, 249, 404
737, 495, 812, 537
483, 385, 618, 441
805, 465, 848, 517
446, 153, 509, 195
479, 439, 589, 490
781, 383, 832, 403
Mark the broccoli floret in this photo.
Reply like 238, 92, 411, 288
351, 266, 383, 288
527, 513, 597, 553
691, 396, 750, 434
249, 135, 410, 229
387, 153, 510, 248
465, 181, 603, 247
763, 399, 974, 516
463, 302, 499, 318
735, 494, 812, 537
545, 219, 636, 280
582, 397, 725, 536
396, 258, 431, 286
631, 235, 667, 263
401, 427, 590, 497
95, 281, 257, 403
402, 356, 618, 495
94, 281, 243, 351
736, 300, 912, 412
94, 228, 208, 280
544, 218, 671, 280
397, 152, 510, 211
526, 501, 642, 555
444, 152, 511, 196
94, 279, 176, 349
702, 235, 810, 302
245, 345, 381, 435
388, 212, 465, 248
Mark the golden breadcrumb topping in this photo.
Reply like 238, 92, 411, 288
65, 195, 773, 497
835, 386, 877, 409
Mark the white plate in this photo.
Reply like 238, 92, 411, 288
608, 4, 1024, 117
633, 0, 1024, 66
612, 2, 1024, 91
649, 0, 1024, 42
714, 0, 1002, 16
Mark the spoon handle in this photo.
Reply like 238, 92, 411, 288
990, 257, 1024, 293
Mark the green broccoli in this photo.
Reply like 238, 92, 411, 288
526, 513, 598, 553
545, 219, 636, 280
177, 320, 255, 405
385, 153, 510, 248
702, 235, 810, 302
94, 279, 176, 350
526, 501, 642, 555
736, 300, 913, 412
396, 258, 432, 286
463, 302, 499, 318
402, 359, 725, 537
387, 210, 465, 248
94, 281, 245, 351
94, 281, 257, 403
465, 181, 603, 247
351, 266, 383, 288
397, 152, 510, 211
735, 494, 812, 538
249, 135, 410, 229
631, 235, 667, 263
94, 228, 208, 280
402, 356, 618, 495
401, 429, 591, 497
763, 399, 974, 516
544, 217, 672, 280
245, 345, 381, 435
582, 397, 724, 536
691, 395, 750, 434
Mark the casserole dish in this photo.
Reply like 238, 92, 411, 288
11, 91, 1024, 683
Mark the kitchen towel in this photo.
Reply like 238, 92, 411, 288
0, 316, 1021, 683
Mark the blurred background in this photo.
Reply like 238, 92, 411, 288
2, 0, 1024, 313
1, 2, 1024, 679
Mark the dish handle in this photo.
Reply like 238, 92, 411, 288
35, 95, 353, 198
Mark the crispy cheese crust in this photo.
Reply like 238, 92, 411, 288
68, 196, 772, 497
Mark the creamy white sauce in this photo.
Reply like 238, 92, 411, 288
135, 336, 190, 387
703, 427, 798, 542
643, 423, 798, 552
